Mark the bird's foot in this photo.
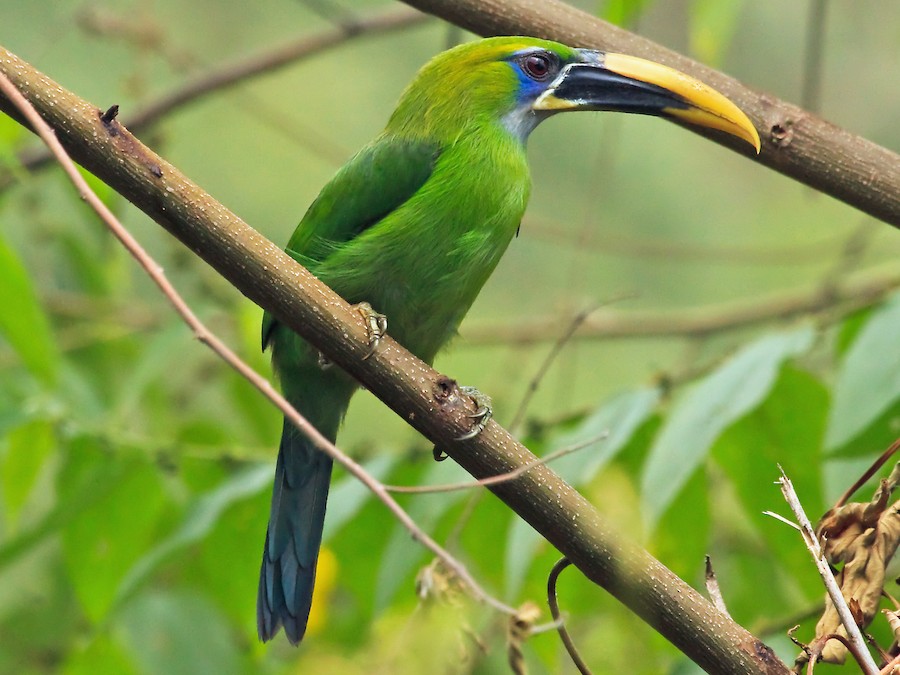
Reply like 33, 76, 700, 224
353, 302, 388, 360
456, 386, 493, 440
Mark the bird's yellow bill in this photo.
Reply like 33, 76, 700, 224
535, 51, 761, 153
604, 53, 760, 152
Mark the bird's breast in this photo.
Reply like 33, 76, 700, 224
323, 136, 530, 363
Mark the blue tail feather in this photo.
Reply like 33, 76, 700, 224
257, 418, 333, 644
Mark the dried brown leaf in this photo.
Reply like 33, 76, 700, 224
508, 602, 542, 675
885, 608, 900, 640
808, 470, 900, 664
415, 558, 464, 605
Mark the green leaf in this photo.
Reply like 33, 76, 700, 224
714, 366, 828, 600
835, 306, 873, 357
0, 233, 59, 385
2, 418, 55, 531
374, 460, 469, 610
61, 634, 138, 675
641, 327, 814, 528
324, 455, 396, 539
61, 450, 167, 623
718, 366, 826, 514
601, 0, 655, 27
116, 591, 241, 675
826, 293, 900, 450
0, 113, 26, 177
58, 230, 112, 295
549, 387, 660, 485
0, 435, 117, 573
651, 466, 710, 581
690, 0, 747, 66
114, 463, 271, 607
503, 516, 545, 598
112, 324, 191, 424
825, 399, 900, 466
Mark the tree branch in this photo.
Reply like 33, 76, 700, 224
462, 266, 900, 345
0, 6, 428, 189
401, 0, 900, 229
0, 44, 789, 673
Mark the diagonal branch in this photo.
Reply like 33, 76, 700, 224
401, 0, 900, 229
0, 42, 789, 674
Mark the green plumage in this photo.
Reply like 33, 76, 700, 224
256, 35, 760, 645
258, 37, 550, 644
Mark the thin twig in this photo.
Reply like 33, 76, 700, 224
507, 303, 605, 435
0, 68, 518, 619
805, 633, 856, 674
801, 0, 829, 113
835, 438, 900, 508
385, 433, 605, 494
547, 558, 592, 675
878, 640, 900, 675
775, 467, 879, 675
762, 510, 802, 531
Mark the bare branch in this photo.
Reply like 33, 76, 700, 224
463, 267, 900, 346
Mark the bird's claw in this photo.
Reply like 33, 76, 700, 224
354, 302, 387, 360
455, 386, 493, 440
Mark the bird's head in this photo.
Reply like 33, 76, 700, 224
387, 36, 760, 152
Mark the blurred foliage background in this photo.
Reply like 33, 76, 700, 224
1, 0, 900, 673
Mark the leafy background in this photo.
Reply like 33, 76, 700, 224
1, 0, 899, 673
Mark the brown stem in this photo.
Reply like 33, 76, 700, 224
834, 437, 900, 508
547, 558, 592, 675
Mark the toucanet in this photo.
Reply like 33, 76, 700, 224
257, 36, 760, 644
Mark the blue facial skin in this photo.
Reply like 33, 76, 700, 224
508, 49, 562, 105
500, 48, 565, 142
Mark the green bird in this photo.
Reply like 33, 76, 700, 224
258, 36, 759, 644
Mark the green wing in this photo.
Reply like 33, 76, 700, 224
262, 137, 440, 350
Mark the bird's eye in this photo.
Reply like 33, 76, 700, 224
520, 53, 555, 81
